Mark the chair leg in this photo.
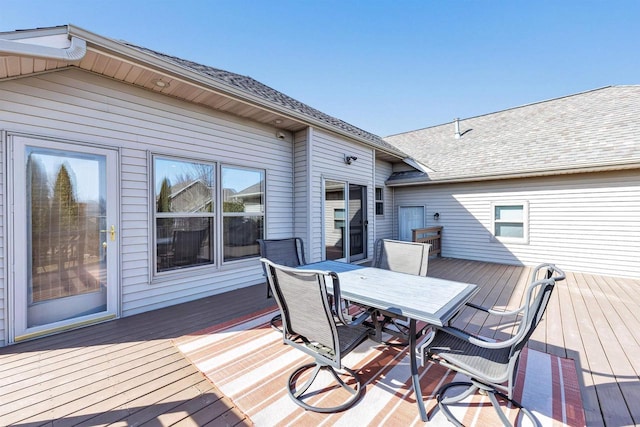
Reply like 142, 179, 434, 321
270, 313, 283, 332
287, 362, 364, 413
436, 381, 541, 427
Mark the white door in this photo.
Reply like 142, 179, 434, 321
398, 206, 425, 241
11, 136, 119, 342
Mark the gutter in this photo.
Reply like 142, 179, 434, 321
0, 34, 86, 61
64, 25, 408, 160
386, 161, 640, 187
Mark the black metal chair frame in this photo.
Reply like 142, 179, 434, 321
423, 263, 566, 427
261, 258, 372, 413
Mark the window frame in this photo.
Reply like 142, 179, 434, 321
375, 187, 384, 216
152, 155, 216, 275
151, 154, 267, 277
491, 201, 529, 244
221, 165, 266, 263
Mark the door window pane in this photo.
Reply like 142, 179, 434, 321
26, 148, 108, 327
325, 180, 345, 260
349, 184, 366, 260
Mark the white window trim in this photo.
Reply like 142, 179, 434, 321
491, 201, 529, 244
152, 154, 217, 277
375, 187, 384, 216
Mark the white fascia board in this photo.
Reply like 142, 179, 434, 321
386, 161, 640, 187
402, 158, 434, 173
65, 24, 405, 159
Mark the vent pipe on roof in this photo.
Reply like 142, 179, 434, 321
454, 118, 461, 139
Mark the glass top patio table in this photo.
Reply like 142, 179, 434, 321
298, 259, 479, 422
298, 260, 478, 327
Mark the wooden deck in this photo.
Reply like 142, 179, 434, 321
1, 258, 638, 426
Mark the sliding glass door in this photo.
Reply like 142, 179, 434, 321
324, 180, 367, 262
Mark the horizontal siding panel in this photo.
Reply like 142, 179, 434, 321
310, 129, 375, 261
374, 159, 393, 240
393, 170, 640, 277
0, 140, 4, 346
0, 68, 295, 326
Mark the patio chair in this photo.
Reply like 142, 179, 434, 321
257, 238, 307, 329
261, 258, 372, 413
371, 239, 431, 342
422, 263, 566, 427
172, 228, 207, 266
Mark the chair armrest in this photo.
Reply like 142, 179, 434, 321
436, 325, 520, 349
465, 302, 525, 317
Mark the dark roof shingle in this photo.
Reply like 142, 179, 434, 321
384, 86, 640, 183
124, 43, 404, 155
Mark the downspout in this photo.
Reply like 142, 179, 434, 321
0, 36, 87, 61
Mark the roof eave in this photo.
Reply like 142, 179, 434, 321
65, 25, 406, 160
386, 162, 640, 187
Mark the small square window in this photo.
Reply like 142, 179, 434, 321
492, 202, 528, 243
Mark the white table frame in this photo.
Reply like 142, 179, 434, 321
299, 260, 478, 422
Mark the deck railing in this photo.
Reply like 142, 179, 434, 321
412, 226, 442, 257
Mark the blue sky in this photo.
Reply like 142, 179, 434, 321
2, 1, 639, 137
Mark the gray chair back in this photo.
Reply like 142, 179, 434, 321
506, 264, 564, 387
257, 238, 306, 267
258, 238, 307, 299
261, 258, 342, 365
261, 258, 372, 412
373, 239, 430, 276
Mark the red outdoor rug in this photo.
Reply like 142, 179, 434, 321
174, 308, 585, 426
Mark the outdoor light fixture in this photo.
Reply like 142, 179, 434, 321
151, 79, 170, 88
434, 212, 440, 220
344, 155, 358, 165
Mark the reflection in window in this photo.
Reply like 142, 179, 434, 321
154, 157, 215, 272
334, 208, 345, 229
222, 166, 265, 261
324, 180, 346, 260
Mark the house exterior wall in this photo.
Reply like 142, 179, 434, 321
375, 159, 394, 240
0, 140, 4, 344
308, 129, 375, 262
0, 68, 298, 344
392, 170, 640, 278
293, 129, 310, 260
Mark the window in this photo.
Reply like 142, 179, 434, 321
154, 157, 215, 272
334, 208, 345, 229
222, 166, 265, 262
493, 202, 528, 243
375, 187, 384, 215
153, 156, 266, 273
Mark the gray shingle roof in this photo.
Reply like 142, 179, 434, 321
384, 86, 640, 184
123, 43, 404, 155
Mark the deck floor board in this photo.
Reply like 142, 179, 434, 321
1, 258, 638, 426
